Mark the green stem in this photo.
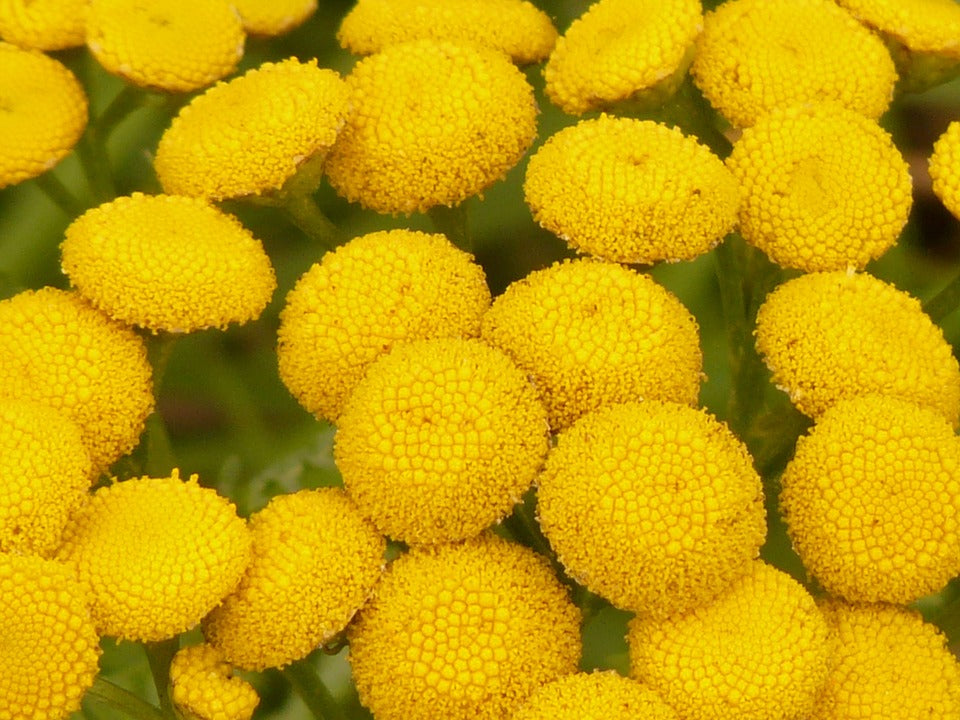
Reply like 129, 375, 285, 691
32, 171, 86, 217
85, 677, 167, 720
77, 132, 116, 203
714, 236, 752, 435
95, 85, 148, 138
144, 638, 181, 720
923, 272, 960, 323
283, 659, 347, 720
279, 193, 340, 249
427, 204, 472, 252
144, 333, 178, 476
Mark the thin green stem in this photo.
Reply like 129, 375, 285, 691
144, 333, 179, 476
427, 204, 472, 252
94, 85, 148, 139
144, 638, 181, 720
283, 659, 347, 720
923, 272, 960, 323
279, 193, 340, 249
76, 132, 116, 203
85, 677, 166, 720
714, 236, 752, 434
32, 171, 86, 217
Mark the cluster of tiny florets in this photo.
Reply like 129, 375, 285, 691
930, 120, 960, 220
511, 671, 679, 720
170, 644, 260, 720
0, 0, 88, 50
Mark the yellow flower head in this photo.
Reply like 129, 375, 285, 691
203, 489, 385, 671
727, 103, 912, 272
543, 0, 702, 115
0, 287, 154, 471
0, 553, 100, 720
511, 671, 678, 720
629, 561, 832, 720
56, 470, 251, 642
525, 115, 739, 264
754, 271, 960, 424
835, 0, 960, 57
0, 399, 91, 557
481, 259, 702, 431
337, 0, 558, 64
170, 644, 260, 720
813, 602, 960, 720
62, 193, 276, 334
692, 0, 897, 128
229, 0, 315, 36
335, 338, 549, 545
324, 39, 537, 214
538, 401, 765, 619
277, 230, 490, 422
154, 58, 350, 200
86, 0, 244, 92
0, 43, 87, 190
0, 0, 87, 50
929, 120, 960, 220
781, 395, 960, 604
348, 533, 581, 720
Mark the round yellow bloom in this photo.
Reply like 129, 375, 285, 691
203, 489, 385, 671
277, 230, 490, 422
0, 554, 100, 720
154, 58, 350, 200
325, 39, 537, 214
835, 0, 960, 57
0, 399, 91, 557
727, 103, 911, 272
629, 561, 832, 720
0, 43, 87, 190
692, 0, 897, 128
538, 401, 765, 619
56, 470, 251, 642
543, 0, 702, 115
481, 259, 702, 431
0, 0, 87, 50
525, 115, 739, 264
754, 271, 960, 424
0, 287, 154, 471
62, 193, 276, 333
348, 533, 581, 720
813, 602, 960, 720
335, 339, 548, 545
337, 0, 557, 64
229, 0, 315, 36
86, 0, 244, 92
930, 120, 960, 220
170, 644, 259, 720
512, 671, 678, 720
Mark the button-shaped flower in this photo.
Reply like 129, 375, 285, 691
229, 0, 315, 36
170, 644, 260, 720
0, 0, 87, 50
930, 120, 960, 220
512, 671, 678, 720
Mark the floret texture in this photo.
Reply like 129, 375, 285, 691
229, 0, 316, 36
170, 644, 260, 720
930, 120, 960, 220
0, 0, 87, 50
511, 671, 679, 720
835, 0, 960, 56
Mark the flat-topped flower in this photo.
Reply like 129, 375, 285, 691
170, 644, 260, 720
835, 0, 960, 58
0, 0, 87, 50
512, 672, 678, 720
930, 120, 960, 220
229, 0, 315, 36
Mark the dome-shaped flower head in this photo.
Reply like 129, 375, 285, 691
754, 271, 960, 424
481, 259, 702, 431
629, 561, 832, 720
0, 43, 87, 190
348, 533, 581, 720
61, 193, 276, 334
56, 470, 251, 641
0, 287, 154, 471
337, 0, 557, 64
929, 120, 960, 220
0, 553, 100, 720
0, 399, 92, 557
812, 602, 960, 719
543, 0, 702, 115
781, 395, 960, 604
335, 338, 548, 545
203, 489, 385, 671
170, 644, 259, 720
511, 671, 679, 720
86, 0, 244, 92
228, 0, 315, 36
277, 230, 490, 422
154, 58, 350, 200
0, 0, 87, 50
324, 39, 537, 214
525, 115, 739, 264
538, 401, 765, 620
691, 0, 897, 128
727, 103, 912, 272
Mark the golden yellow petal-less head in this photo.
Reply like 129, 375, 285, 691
930, 120, 960, 220
170, 644, 260, 720
229, 0, 315, 36
835, 0, 960, 57
0, 0, 87, 50
511, 671, 679, 720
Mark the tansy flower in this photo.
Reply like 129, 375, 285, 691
86, 0, 244, 93
0, 400, 91, 557
929, 120, 960, 220
170, 644, 259, 720
335, 339, 549, 545
754, 271, 960, 424
56, 470, 251, 642
203, 489, 385, 671
229, 0, 315, 36
511, 672, 678, 720
61, 193, 276, 334
337, 0, 557, 64
543, 0, 702, 115
0, 554, 100, 720
629, 561, 832, 720
481, 259, 702, 431
0, 42, 87, 190
0, 0, 88, 50
348, 533, 581, 720
691, 0, 896, 128
324, 39, 537, 214
525, 115, 739, 264
812, 601, 960, 719
0, 287, 154, 471
154, 58, 350, 200
781, 395, 960, 604
726, 103, 912, 272
538, 401, 765, 620
277, 230, 490, 422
